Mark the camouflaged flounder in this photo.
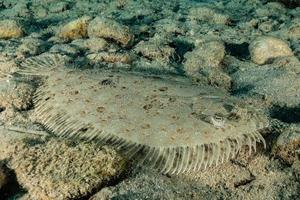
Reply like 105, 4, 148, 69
18, 54, 268, 174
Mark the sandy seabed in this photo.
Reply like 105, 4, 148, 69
0, 0, 299, 199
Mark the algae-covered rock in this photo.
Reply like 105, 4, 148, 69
287, 18, 300, 39
0, 81, 34, 111
184, 40, 225, 74
0, 20, 23, 39
10, 139, 126, 200
49, 44, 80, 56
249, 36, 293, 65
87, 52, 133, 64
256, 2, 287, 18
57, 16, 92, 41
0, 54, 17, 77
183, 40, 231, 89
134, 36, 175, 65
188, 6, 230, 25
17, 38, 47, 56
71, 38, 108, 52
48, 1, 71, 13
273, 124, 300, 165
88, 17, 134, 47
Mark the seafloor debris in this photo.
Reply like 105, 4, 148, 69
17, 53, 268, 175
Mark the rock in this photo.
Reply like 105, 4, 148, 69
88, 17, 134, 47
249, 36, 293, 65
33, 5, 48, 18
49, 44, 80, 56
134, 36, 175, 64
256, 2, 287, 17
184, 40, 225, 74
17, 38, 47, 56
132, 58, 177, 74
0, 20, 23, 39
87, 52, 133, 64
10, 139, 126, 200
0, 127, 43, 161
272, 124, 300, 165
188, 6, 230, 25
132, 35, 177, 73
292, 160, 300, 175
258, 21, 276, 33
154, 18, 186, 35
183, 40, 231, 89
57, 16, 92, 41
71, 38, 108, 52
48, 1, 71, 13
287, 18, 300, 39
0, 54, 17, 78
0, 2, 31, 18
0, 81, 35, 111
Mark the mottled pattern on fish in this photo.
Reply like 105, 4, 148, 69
18, 54, 268, 174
